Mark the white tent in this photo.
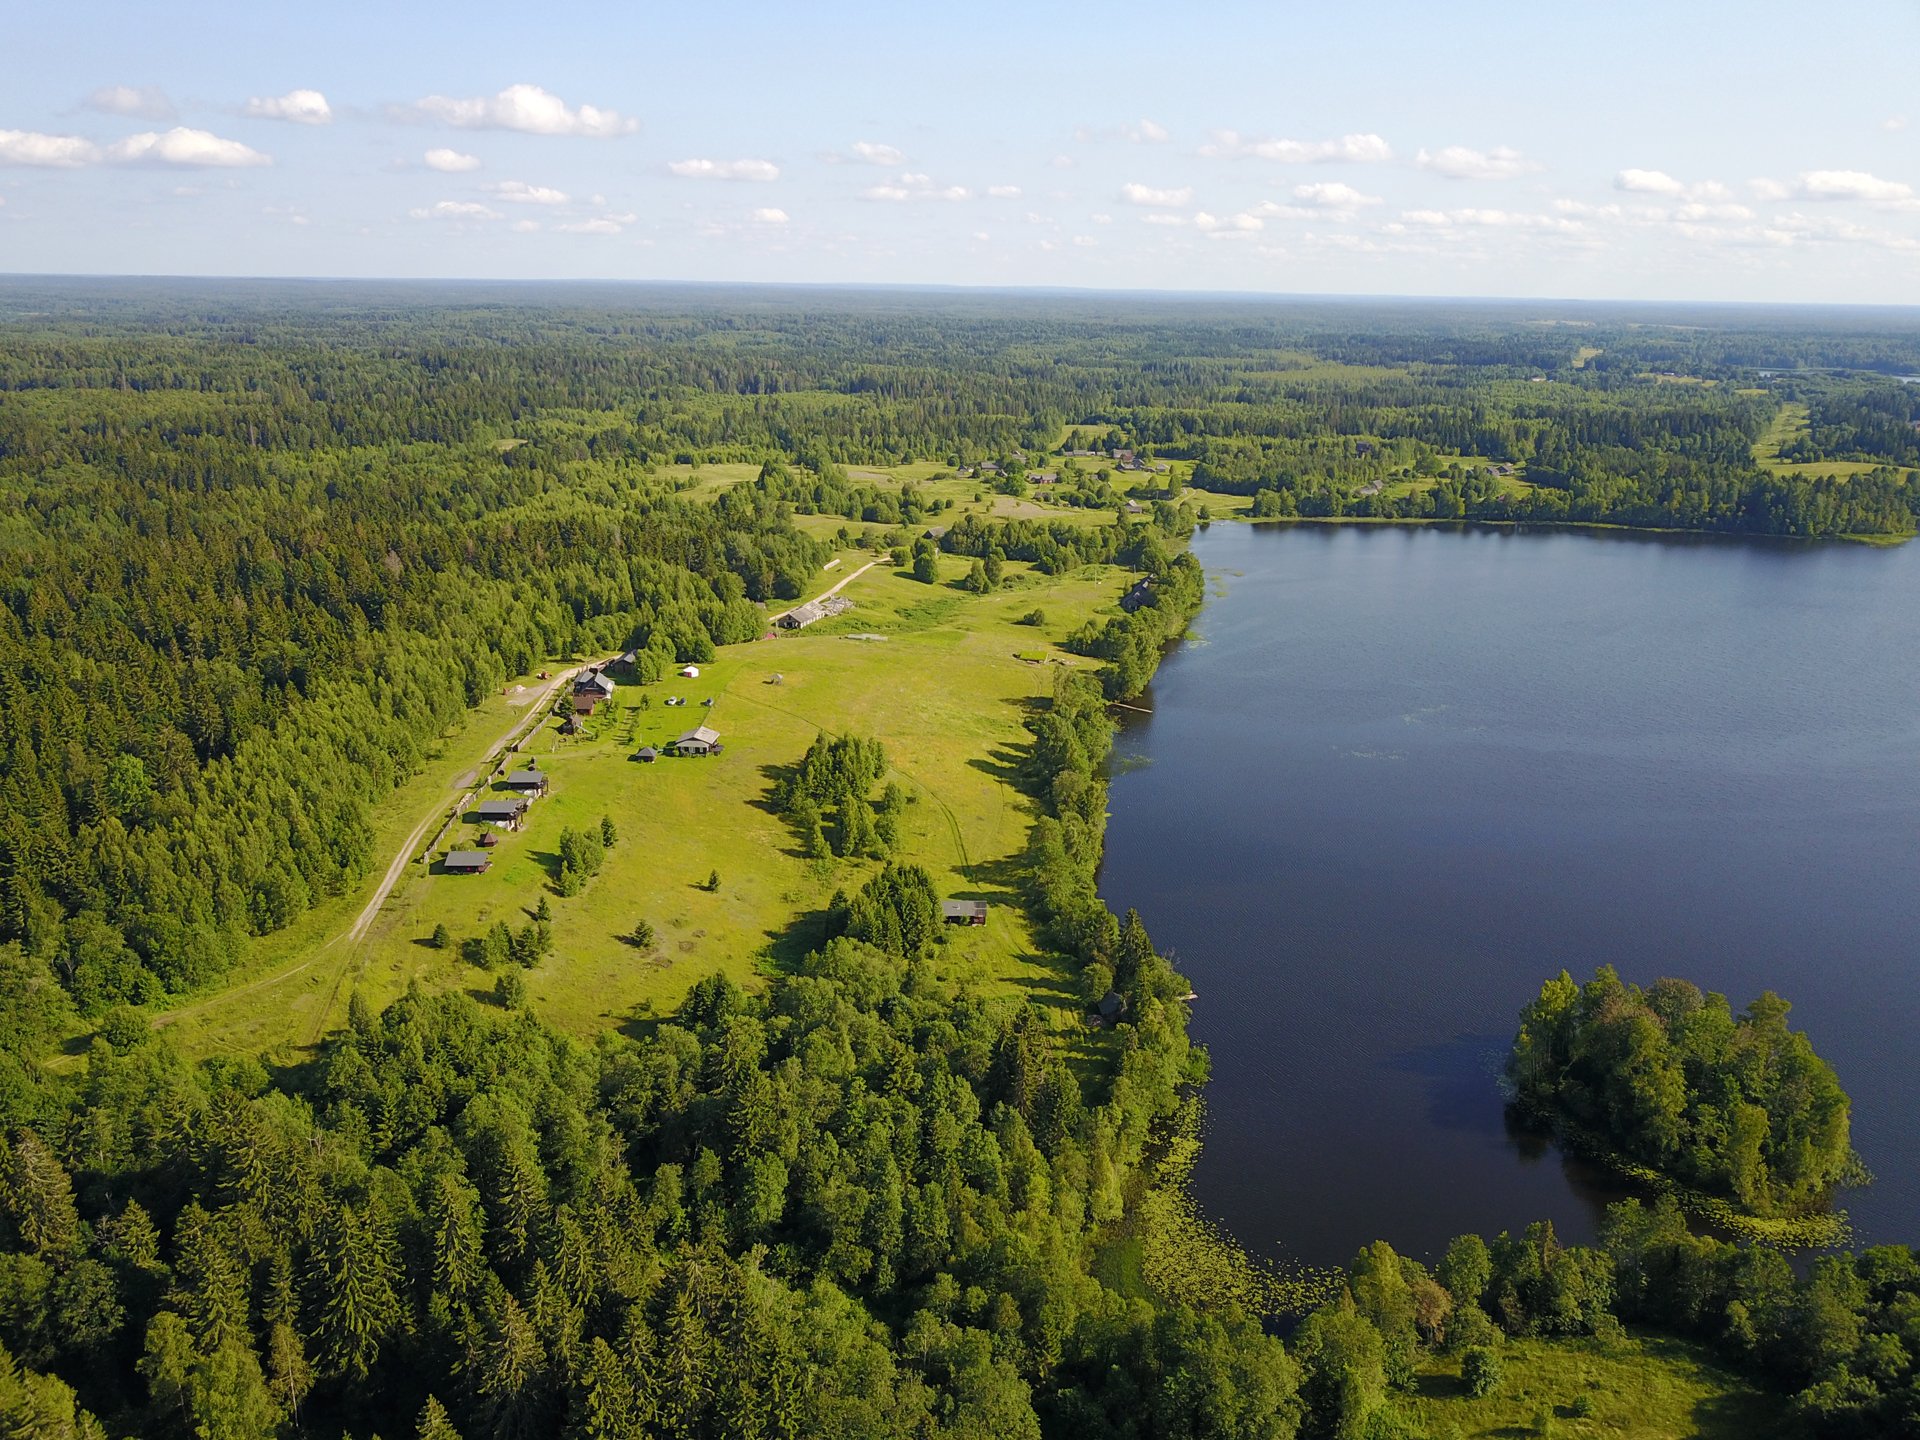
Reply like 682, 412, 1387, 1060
679, 664, 700, 679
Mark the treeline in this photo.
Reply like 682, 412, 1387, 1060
0, 919, 1283, 1439
1510, 968, 1853, 1216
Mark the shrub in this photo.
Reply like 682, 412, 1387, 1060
494, 970, 527, 1008
1462, 1346, 1504, 1399
429, 923, 451, 950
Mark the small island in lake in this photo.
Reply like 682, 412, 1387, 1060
1509, 967, 1856, 1229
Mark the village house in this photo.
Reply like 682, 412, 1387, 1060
444, 850, 492, 874
1120, 577, 1155, 613
1027, 471, 1058, 485
574, 670, 616, 700
503, 767, 550, 796
670, 725, 721, 756
635, 745, 659, 763
942, 899, 988, 927
474, 797, 528, 829
777, 594, 854, 630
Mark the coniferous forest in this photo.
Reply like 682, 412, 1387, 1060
0, 280, 1917, 1438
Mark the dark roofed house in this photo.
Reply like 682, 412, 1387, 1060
444, 850, 492, 874
572, 692, 600, 716
1096, 989, 1129, 1025
574, 670, 616, 698
1027, 471, 1058, 485
504, 768, 549, 796
1120, 576, 1155, 613
670, 725, 721, 756
636, 746, 659, 763
560, 715, 583, 735
942, 899, 988, 927
474, 797, 528, 829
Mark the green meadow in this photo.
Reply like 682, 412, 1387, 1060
158, 531, 1141, 1060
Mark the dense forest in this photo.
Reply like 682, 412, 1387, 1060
0, 281, 1917, 1436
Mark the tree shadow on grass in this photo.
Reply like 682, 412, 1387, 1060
965, 745, 1030, 790
762, 905, 838, 975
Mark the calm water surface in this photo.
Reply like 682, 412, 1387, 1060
1099, 523, 1920, 1270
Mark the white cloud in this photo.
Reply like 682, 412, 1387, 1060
1749, 177, 1790, 201
752, 207, 789, 224
849, 140, 905, 165
1073, 234, 1099, 247
512, 219, 541, 233
244, 89, 332, 125
1144, 213, 1187, 226
1768, 212, 1919, 249
987, 184, 1022, 199
1794, 169, 1915, 204
424, 148, 480, 172
83, 85, 175, 122
862, 174, 969, 201
407, 84, 637, 137
1078, 118, 1171, 145
1401, 206, 1582, 233
1885, 116, 1908, 133
558, 218, 624, 235
1194, 210, 1264, 233
1199, 130, 1392, 164
668, 157, 780, 181
0, 129, 102, 167
108, 128, 272, 168
485, 179, 569, 205
1675, 201, 1755, 222
1120, 181, 1193, 206
1091, 212, 1112, 224
409, 200, 501, 221
1416, 145, 1537, 181
1615, 168, 1685, 196
1292, 181, 1381, 208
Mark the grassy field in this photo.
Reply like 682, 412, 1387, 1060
1753, 402, 1883, 480
1405, 1332, 1783, 1439
157, 536, 1138, 1059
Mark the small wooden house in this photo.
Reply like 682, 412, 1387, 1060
474, 798, 528, 829
636, 746, 659, 763
942, 899, 988, 927
444, 850, 492, 874
504, 768, 550, 796
670, 725, 720, 757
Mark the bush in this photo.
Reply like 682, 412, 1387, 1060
1019, 608, 1047, 627
631, 919, 655, 948
429, 922, 451, 950
1462, 1346, 1504, 1399
494, 970, 527, 1008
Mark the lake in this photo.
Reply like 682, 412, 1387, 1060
1098, 522, 1920, 1272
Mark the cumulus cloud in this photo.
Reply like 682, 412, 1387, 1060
1794, 169, 1915, 204
1749, 177, 1791, 201
108, 128, 272, 167
752, 207, 789, 224
1194, 210, 1264, 234
1199, 130, 1392, 164
863, 173, 969, 201
409, 200, 501, 221
668, 157, 780, 181
1120, 181, 1193, 206
484, 179, 569, 205
83, 85, 175, 122
406, 84, 637, 137
849, 140, 905, 165
557, 218, 624, 235
1885, 116, 1908, 133
1615, 168, 1686, 195
244, 89, 332, 125
0, 129, 102, 167
423, 148, 480, 172
1078, 119, 1171, 144
1416, 145, 1538, 181
1292, 181, 1381, 208
1401, 206, 1581, 232
987, 184, 1022, 198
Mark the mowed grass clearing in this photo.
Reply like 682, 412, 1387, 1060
1407, 1332, 1783, 1439
167, 550, 1135, 1057
1753, 401, 1884, 480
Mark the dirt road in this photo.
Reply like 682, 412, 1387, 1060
770, 559, 880, 624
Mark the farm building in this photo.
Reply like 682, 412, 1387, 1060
635, 746, 659, 763
942, 899, 988, 926
574, 670, 616, 699
777, 594, 854, 630
679, 665, 701, 679
1120, 577, 1155, 613
560, 715, 583, 735
571, 692, 601, 716
444, 851, 492, 874
474, 798, 528, 829
1027, 471, 1058, 485
670, 725, 721, 756
503, 768, 549, 795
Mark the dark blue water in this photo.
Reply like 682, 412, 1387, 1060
1099, 523, 1920, 1270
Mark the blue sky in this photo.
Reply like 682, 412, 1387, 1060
4, 0, 1918, 301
